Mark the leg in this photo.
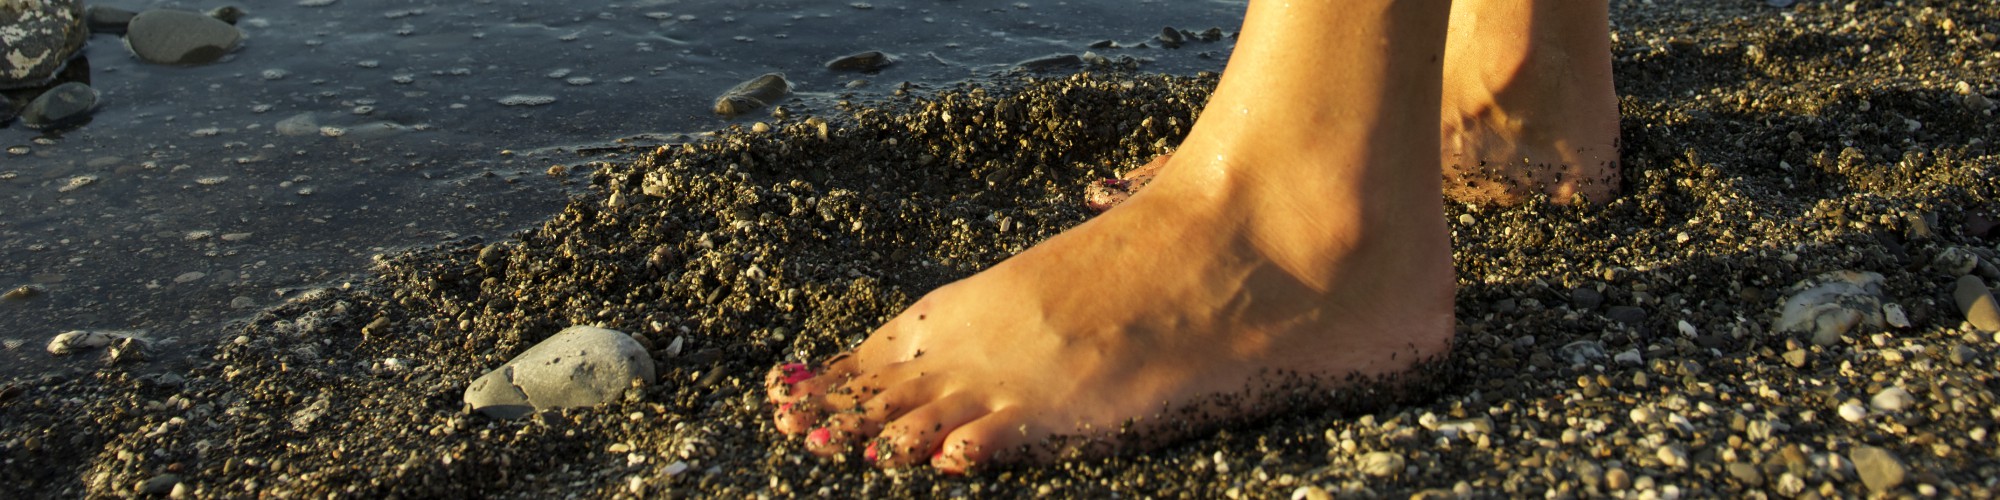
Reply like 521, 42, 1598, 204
768, 0, 1457, 471
1086, 0, 1621, 211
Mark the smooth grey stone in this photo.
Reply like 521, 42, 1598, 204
21, 81, 97, 129
1849, 446, 1906, 493
463, 325, 656, 419
137, 473, 179, 495
712, 73, 790, 116
125, 9, 243, 65
85, 5, 137, 35
825, 51, 892, 72
0, 0, 87, 88
1156, 26, 1184, 48
1954, 275, 2000, 331
1772, 271, 1886, 345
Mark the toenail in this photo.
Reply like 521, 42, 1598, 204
864, 441, 879, 463
776, 402, 793, 413
780, 363, 814, 385
807, 428, 831, 447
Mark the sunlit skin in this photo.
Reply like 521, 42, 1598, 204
765, 0, 1619, 472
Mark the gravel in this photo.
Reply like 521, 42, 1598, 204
4, 1, 2000, 498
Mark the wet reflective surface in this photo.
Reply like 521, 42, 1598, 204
0, 0, 1241, 377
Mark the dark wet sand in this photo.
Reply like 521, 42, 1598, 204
4, 1, 2000, 497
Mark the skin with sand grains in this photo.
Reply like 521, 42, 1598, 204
763, 0, 1616, 472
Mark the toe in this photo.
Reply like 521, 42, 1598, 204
869, 393, 992, 469
1084, 154, 1172, 213
769, 353, 863, 435
929, 408, 1032, 474
800, 369, 945, 458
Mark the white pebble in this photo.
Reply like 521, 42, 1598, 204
1839, 401, 1868, 422
1871, 387, 1916, 412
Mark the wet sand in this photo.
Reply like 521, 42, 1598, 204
4, 1, 1999, 497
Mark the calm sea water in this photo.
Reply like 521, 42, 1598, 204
0, 0, 1241, 378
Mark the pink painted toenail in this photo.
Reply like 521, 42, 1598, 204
776, 402, 793, 413
864, 441, 879, 463
807, 428, 831, 447
780, 363, 814, 385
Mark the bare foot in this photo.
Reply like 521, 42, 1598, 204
1081, 155, 1169, 212
768, 1, 1458, 472
1085, 0, 1621, 213
1439, 0, 1621, 204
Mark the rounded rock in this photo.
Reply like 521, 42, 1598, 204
125, 9, 244, 65
1870, 387, 1915, 412
1850, 446, 1906, 493
1953, 276, 2000, 331
0, 0, 87, 88
463, 325, 658, 419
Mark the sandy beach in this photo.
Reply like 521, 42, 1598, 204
4, 0, 2000, 497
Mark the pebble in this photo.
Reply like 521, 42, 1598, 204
1656, 444, 1688, 468
1782, 348, 1809, 368
1289, 486, 1331, 500
125, 9, 244, 65
1869, 386, 1915, 412
497, 95, 557, 107
1557, 340, 1607, 366
712, 73, 791, 116
1838, 400, 1868, 422
137, 473, 179, 495
1614, 349, 1644, 366
47, 330, 132, 355
0, 0, 86, 87
824, 51, 892, 72
1849, 445, 1906, 493
1773, 271, 1887, 345
21, 82, 99, 129
1882, 303, 1910, 328
1952, 275, 2000, 331
1570, 287, 1604, 310
1727, 462, 1764, 486
1357, 451, 1404, 477
1604, 468, 1632, 490
463, 325, 658, 419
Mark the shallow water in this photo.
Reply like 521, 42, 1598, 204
0, 0, 1240, 378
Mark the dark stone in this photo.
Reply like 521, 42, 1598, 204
125, 9, 243, 65
0, 93, 15, 124
1570, 287, 1605, 310
85, 5, 136, 34
824, 51, 892, 72
0, 0, 87, 88
1088, 40, 1116, 49
20, 81, 97, 129
207, 5, 246, 24
1607, 306, 1648, 325
712, 73, 791, 116
1157, 26, 1184, 48
1015, 53, 1082, 72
